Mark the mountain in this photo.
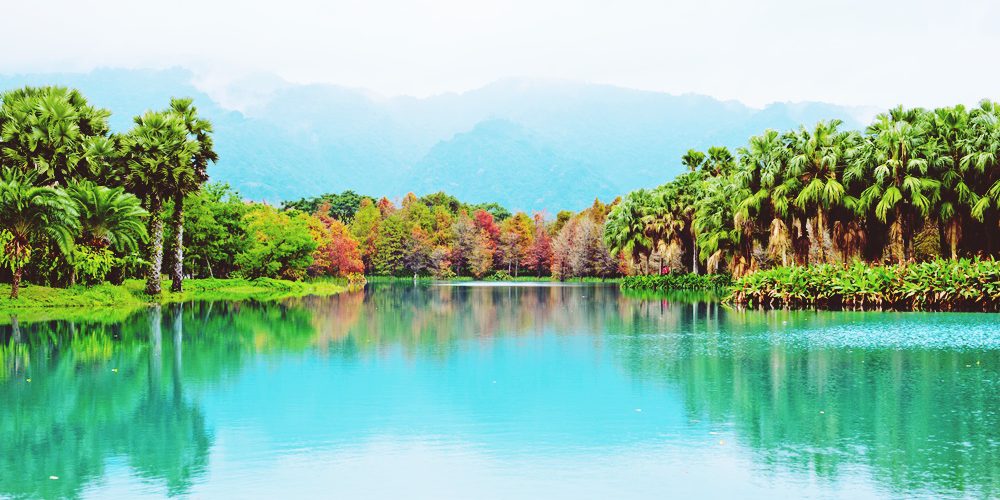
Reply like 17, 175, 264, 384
0, 68, 870, 211
408, 119, 616, 209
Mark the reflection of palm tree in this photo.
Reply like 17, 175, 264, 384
172, 303, 183, 400
127, 303, 211, 496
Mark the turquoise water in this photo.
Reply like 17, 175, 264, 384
1, 283, 998, 499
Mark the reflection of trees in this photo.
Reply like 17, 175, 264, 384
2, 286, 996, 498
612, 306, 1000, 498
0, 307, 211, 498
309, 283, 678, 357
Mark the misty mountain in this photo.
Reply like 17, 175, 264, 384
0, 68, 869, 211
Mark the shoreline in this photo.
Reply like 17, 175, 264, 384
0, 278, 347, 321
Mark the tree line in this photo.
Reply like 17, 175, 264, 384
605, 103, 1000, 277
0, 85, 623, 300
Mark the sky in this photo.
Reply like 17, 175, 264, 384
5, 0, 999, 108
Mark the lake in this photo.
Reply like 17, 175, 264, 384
1, 283, 998, 499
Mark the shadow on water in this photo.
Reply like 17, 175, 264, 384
1, 283, 997, 498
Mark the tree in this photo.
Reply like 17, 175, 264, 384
848, 107, 939, 263
962, 100, 1000, 256
235, 205, 316, 280
925, 105, 973, 260
450, 211, 477, 275
67, 181, 147, 252
403, 226, 436, 276
120, 110, 197, 294
349, 198, 382, 273
0, 86, 111, 186
469, 229, 495, 278
283, 190, 371, 222
681, 149, 706, 173
498, 212, 533, 276
788, 120, 853, 263
372, 215, 408, 276
603, 191, 652, 273
307, 203, 364, 277
0, 169, 79, 298
166, 98, 217, 292
524, 213, 553, 277
168, 183, 248, 279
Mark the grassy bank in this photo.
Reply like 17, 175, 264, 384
620, 273, 733, 292
0, 277, 347, 313
727, 259, 1000, 312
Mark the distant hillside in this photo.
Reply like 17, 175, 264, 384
0, 68, 869, 211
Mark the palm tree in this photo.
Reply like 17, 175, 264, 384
0, 86, 111, 186
924, 105, 973, 260
847, 107, 939, 263
681, 149, 706, 173
120, 111, 197, 295
0, 168, 79, 299
734, 129, 789, 267
694, 172, 758, 275
962, 100, 1000, 255
604, 191, 652, 274
67, 181, 148, 252
166, 98, 217, 292
788, 120, 853, 264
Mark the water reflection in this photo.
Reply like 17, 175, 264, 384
1, 284, 997, 498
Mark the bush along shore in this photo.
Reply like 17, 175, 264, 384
621, 273, 733, 291
726, 259, 1000, 312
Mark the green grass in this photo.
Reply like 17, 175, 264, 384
0, 277, 347, 319
621, 273, 733, 291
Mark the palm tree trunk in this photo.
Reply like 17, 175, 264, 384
691, 233, 699, 275
815, 211, 827, 263
10, 268, 22, 299
146, 195, 165, 295
170, 193, 185, 292
903, 209, 913, 263
945, 218, 960, 260
795, 216, 811, 265
895, 204, 908, 264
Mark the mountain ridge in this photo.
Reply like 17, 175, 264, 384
0, 68, 869, 211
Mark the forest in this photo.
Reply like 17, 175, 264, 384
606, 104, 1000, 276
0, 85, 621, 301
1, 85, 999, 303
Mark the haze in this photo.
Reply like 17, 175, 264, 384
6, 0, 999, 108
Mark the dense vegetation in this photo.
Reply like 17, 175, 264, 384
3, 85, 998, 309
0, 85, 623, 301
606, 104, 1000, 276
728, 259, 1000, 311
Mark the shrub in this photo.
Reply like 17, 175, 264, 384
485, 270, 514, 281
727, 258, 1000, 311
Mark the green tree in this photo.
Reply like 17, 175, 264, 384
67, 181, 147, 252
372, 215, 409, 276
604, 191, 652, 273
0, 86, 111, 186
120, 110, 197, 294
788, 120, 853, 263
166, 98, 217, 292
235, 205, 316, 280
848, 107, 939, 263
0, 169, 79, 298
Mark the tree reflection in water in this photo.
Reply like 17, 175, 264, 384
1, 284, 997, 498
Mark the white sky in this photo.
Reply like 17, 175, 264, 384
5, 0, 999, 108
